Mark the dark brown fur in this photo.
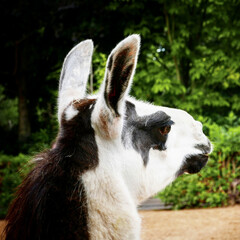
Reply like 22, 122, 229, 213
4, 99, 98, 240
104, 45, 137, 116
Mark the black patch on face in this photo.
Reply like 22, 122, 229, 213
5, 99, 98, 240
177, 154, 208, 177
122, 101, 174, 166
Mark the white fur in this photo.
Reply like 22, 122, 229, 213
58, 35, 212, 240
58, 39, 93, 122
82, 140, 141, 240
83, 98, 212, 239
65, 104, 79, 121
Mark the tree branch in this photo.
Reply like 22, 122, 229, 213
164, 4, 182, 83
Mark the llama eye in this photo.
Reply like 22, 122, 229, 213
159, 125, 171, 135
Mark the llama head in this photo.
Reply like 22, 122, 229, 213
57, 34, 212, 202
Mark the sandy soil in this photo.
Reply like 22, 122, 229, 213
140, 206, 240, 240
0, 206, 239, 239
0, 221, 5, 240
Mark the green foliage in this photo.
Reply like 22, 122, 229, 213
0, 85, 18, 130
91, 51, 107, 93
127, 0, 240, 122
23, 129, 55, 154
0, 153, 31, 218
158, 113, 240, 209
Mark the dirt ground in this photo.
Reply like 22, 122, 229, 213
140, 205, 240, 240
0, 206, 239, 240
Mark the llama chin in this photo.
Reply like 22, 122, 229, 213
4, 35, 212, 240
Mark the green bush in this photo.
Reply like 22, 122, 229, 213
158, 112, 240, 209
0, 153, 31, 218
22, 129, 54, 154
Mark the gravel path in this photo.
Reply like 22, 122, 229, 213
1, 206, 240, 239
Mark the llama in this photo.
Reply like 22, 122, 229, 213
4, 35, 212, 240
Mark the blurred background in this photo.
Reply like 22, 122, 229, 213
0, 0, 240, 219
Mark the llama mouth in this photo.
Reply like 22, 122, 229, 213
177, 154, 209, 177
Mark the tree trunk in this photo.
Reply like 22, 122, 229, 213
15, 41, 31, 143
164, 6, 182, 84
17, 74, 31, 143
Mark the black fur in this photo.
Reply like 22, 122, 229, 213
177, 154, 208, 176
176, 143, 211, 176
123, 101, 174, 165
4, 99, 98, 240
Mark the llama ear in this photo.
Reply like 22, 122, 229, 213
101, 34, 140, 117
58, 40, 94, 122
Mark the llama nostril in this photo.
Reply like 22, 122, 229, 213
195, 143, 211, 154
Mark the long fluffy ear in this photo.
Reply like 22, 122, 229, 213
58, 40, 94, 122
101, 34, 140, 117
92, 35, 140, 139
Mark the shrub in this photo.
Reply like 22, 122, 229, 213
158, 113, 240, 209
0, 153, 31, 218
22, 129, 53, 154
